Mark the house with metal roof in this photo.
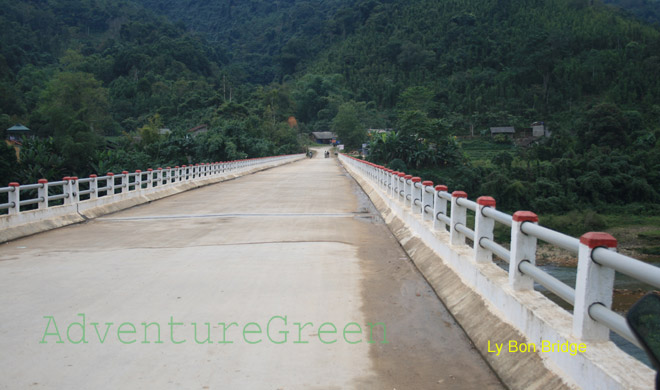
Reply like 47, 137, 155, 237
311, 131, 337, 144
489, 126, 515, 136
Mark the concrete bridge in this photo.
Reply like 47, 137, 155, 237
0, 150, 657, 389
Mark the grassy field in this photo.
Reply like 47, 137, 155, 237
459, 138, 517, 167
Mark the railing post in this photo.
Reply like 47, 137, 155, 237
422, 181, 434, 221
397, 173, 406, 202
165, 167, 172, 184
509, 211, 538, 290
107, 172, 115, 195
386, 170, 394, 196
146, 169, 153, 189
411, 177, 422, 213
38, 179, 49, 209
378, 166, 384, 188
391, 171, 399, 198
156, 168, 163, 187
474, 196, 496, 264
135, 170, 142, 189
89, 175, 98, 200
70, 177, 79, 204
174, 166, 180, 182
121, 171, 129, 193
433, 185, 448, 231
404, 175, 413, 207
450, 191, 468, 245
62, 177, 72, 205
573, 232, 617, 341
8, 182, 20, 215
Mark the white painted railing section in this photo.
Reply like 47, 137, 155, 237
1, 154, 304, 236
340, 153, 657, 390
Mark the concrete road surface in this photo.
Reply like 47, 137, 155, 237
0, 155, 504, 389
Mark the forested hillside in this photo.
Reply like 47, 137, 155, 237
605, 0, 660, 25
0, 0, 302, 184
306, 0, 660, 221
135, 0, 359, 83
2, 0, 660, 230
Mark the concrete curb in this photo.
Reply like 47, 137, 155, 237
340, 158, 653, 390
1, 157, 304, 244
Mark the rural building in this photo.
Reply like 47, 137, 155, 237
187, 124, 209, 137
531, 121, 550, 137
6, 123, 30, 141
489, 126, 515, 136
5, 124, 30, 161
311, 131, 337, 144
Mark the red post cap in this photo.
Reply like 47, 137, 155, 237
404, 175, 413, 180
477, 196, 496, 207
107, 172, 114, 176
89, 174, 97, 178
580, 232, 617, 249
166, 167, 171, 169
397, 173, 406, 177
122, 171, 129, 174
147, 168, 153, 172
513, 211, 539, 223
38, 179, 48, 184
435, 185, 448, 192
136, 170, 142, 173
452, 191, 468, 198
157, 167, 163, 170
411, 177, 421, 183
182, 165, 187, 167
422, 180, 433, 186
175, 166, 180, 169
62, 176, 71, 181
70, 176, 78, 181
9, 182, 20, 187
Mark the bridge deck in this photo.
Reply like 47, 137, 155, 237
0, 151, 503, 389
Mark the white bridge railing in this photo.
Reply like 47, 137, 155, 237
1, 154, 303, 222
340, 154, 660, 350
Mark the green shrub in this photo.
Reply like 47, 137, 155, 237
540, 210, 607, 237
388, 158, 407, 172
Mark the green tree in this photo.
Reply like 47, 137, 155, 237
35, 71, 113, 137
138, 114, 164, 147
332, 101, 366, 149
0, 141, 16, 185
578, 103, 629, 150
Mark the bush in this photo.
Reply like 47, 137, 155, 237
388, 158, 407, 172
540, 210, 607, 237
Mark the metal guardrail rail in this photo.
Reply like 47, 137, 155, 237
0, 154, 304, 216
340, 153, 660, 351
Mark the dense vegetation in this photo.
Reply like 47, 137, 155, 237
2, 0, 660, 228
0, 0, 302, 184
135, 0, 359, 84
605, 0, 660, 25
